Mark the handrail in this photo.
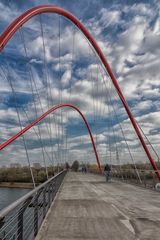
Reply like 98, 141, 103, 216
112, 168, 159, 172
0, 170, 66, 220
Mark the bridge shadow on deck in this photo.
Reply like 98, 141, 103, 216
36, 172, 160, 240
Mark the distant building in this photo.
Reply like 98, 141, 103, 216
33, 163, 42, 169
10, 163, 21, 168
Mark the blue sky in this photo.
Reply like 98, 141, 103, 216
0, 0, 160, 168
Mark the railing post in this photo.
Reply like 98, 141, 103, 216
17, 210, 23, 240
0, 217, 5, 229
51, 181, 55, 200
17, 197, 32, 240
0, 217, 5, 239
34, 189, 43, 237
54, 178, 58, 194
34, 196, 38, 237
54, 179, 56, 196
48, 183, 51, 207
43, 187, 46, 219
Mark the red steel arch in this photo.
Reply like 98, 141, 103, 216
0, 104, 103, 174
0, 5, 159, 179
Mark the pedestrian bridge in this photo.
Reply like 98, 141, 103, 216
0, 4, 160, 240
36, 172, 160, 240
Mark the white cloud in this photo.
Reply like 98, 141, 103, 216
0, 2, 20, 23
99, 8, 121, 27
61, 69, 71, 87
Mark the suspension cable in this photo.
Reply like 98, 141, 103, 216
0, 65, 36, 187
19, 27, 49, 179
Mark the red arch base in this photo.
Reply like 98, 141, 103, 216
0, 104, 103, 174
0, 5, 159, 179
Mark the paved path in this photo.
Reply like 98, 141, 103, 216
36, 172, 160, 240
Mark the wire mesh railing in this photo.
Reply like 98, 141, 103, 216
0, 170, 66, 240
111, 168, 159, 189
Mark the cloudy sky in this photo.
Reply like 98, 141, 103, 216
0, 0, 159, 171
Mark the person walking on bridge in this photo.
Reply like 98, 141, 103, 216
104, 163, 111, 182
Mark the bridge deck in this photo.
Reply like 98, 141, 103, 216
36, 172, 160, 240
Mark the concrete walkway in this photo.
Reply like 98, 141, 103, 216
36, 172, 160, 240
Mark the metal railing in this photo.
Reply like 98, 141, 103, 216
0, 170, 66, 240
111, 168, 159, 189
